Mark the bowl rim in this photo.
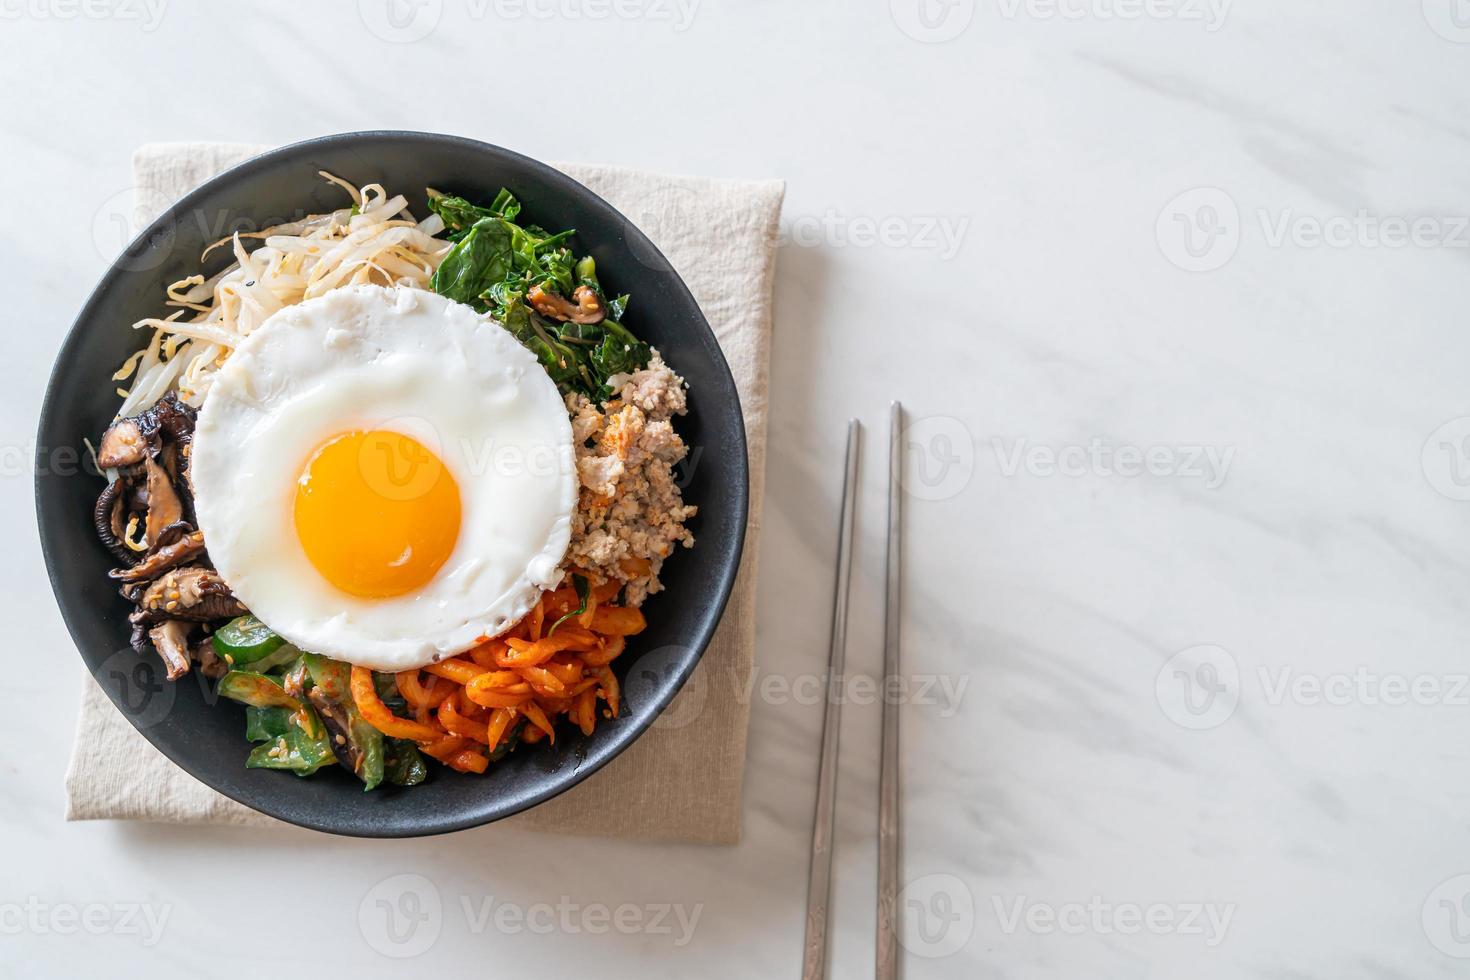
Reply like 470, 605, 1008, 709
36, 130, 749, 837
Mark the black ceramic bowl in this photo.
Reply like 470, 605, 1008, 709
36, 132, 746, 837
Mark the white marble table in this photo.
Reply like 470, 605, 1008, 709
5, 3, 1470, 977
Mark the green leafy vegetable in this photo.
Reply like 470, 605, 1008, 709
384, 739, 430, 787
549, 574, 590, 635
428, 189, 652, 399
488, 720, 526, 763
374, 671, 406, 709
431, 217, 514, 306
428, 189, 520, 236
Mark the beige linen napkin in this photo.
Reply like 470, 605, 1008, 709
64, 142, 783, 843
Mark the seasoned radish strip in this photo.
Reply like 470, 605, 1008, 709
350, 666, 443, 742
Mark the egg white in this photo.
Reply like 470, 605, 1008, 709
190, 284, 577, 671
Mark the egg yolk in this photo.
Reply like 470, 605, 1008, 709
294, 430, 462, 599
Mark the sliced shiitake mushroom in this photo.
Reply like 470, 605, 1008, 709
142, 457, 184, 548
148, 620, 193, 681
96, 419, 148, 469
110, 530, 205, 583
527, 284, 605, 325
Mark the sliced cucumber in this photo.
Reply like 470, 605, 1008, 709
212, 615, 285, 665
217, 671, 300, 711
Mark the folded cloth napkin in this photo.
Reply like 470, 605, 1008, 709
64, 142, 783, 843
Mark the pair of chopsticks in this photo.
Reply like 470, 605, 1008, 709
802, 403, 904, 980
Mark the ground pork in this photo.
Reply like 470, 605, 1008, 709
563, 351, 697, 606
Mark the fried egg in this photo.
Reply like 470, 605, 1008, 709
190, 284, 577, 671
